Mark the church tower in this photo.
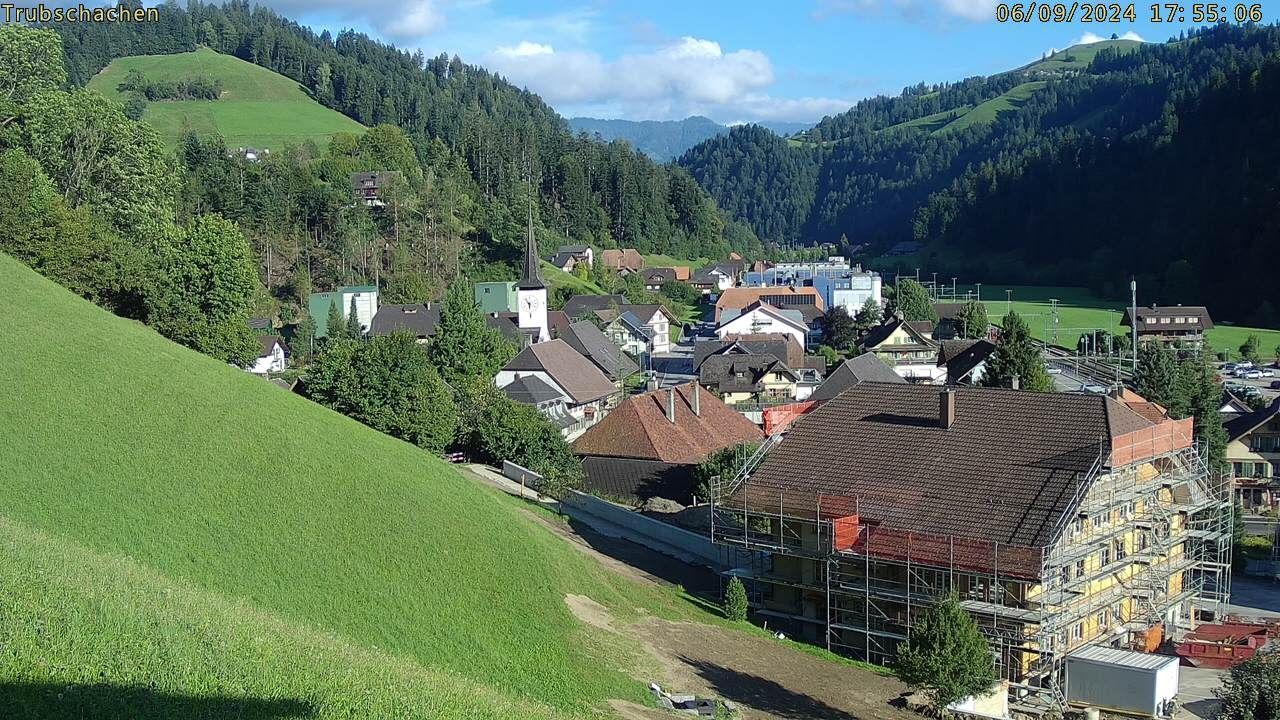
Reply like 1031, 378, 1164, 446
516, 208, 549, 343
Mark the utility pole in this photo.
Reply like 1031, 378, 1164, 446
1130, 278, 1139, 373
1006, 289, 1012, 316
951, 277, 957, 301
975, 282, 982, 303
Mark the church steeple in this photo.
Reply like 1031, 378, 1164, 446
515, 204, 549, 343
518, 206, 544, 290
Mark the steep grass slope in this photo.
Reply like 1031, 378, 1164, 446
0, 253, 693, 717
86, 47, 364, 149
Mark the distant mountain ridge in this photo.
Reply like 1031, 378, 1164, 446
568, 115, 811, 161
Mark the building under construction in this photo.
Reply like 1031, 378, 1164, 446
710, 383, 1231, 710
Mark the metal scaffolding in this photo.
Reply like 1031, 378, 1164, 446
709, 442, 1232, 712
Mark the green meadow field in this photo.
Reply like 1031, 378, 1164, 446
947, 284, 1280, 359
86, 47, 364, 150
0, 252, 721, 718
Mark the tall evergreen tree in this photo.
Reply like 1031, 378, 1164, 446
345, 296, 363, 339
980, 311, 1053, 392
428, 281, 517, 388
326, 299, 345, 341
1134, 343, 1180, 409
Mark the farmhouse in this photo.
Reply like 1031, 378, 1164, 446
572, 383, 764, 504
350, 171, 402, 207
1122, 305, 1214, 347
600, 248, 645, 273
559, 320, 640, 388
859, 315, 942, 382
710, 384, 1231, 707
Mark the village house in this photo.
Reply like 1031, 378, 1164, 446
807, 352, 906, 402
710, 384, 1231, 706
308, 285, 379, 338
715, 286, 825, 324
641, 267, 677, 291
501, 376, 579, 435
495, 339, 620, 439
716, 301, 810, 348
1224, 398, 1280, 511
937, 338, 996, 386
698, 354, 800, 408
572, 383, 764, 505
564, 295, 676, 354
248, 336, 288, 374
349, 171, 402, 207
369, 303, 441, 343
691, 266, 734, 295
1122, 305, 1214, 347
859, 315, 943, 383
695, 334, 804, 374
549, 244, 594, 271
600, 248, 645, 274
559, 320, 640, 390
604, 311, 655, 358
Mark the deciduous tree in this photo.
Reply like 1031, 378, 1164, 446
894, 279, 937, 323
955, 300, 989, 339
1215, 649, 1280, 720
894, 594, 998, 712
821, 306, 858, 351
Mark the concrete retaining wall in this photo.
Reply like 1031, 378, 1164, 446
496, 461, 724, 570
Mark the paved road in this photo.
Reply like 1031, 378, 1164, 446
1176, 575, 1280, 720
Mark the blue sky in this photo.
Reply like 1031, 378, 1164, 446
276, 0, 1277, 124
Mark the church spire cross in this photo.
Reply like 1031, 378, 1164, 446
518, 204, 545, 290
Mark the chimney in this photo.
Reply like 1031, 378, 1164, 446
1011, 374, 1021, 391
666, 388, 676, 423
691, 383, 701, 416
939, 388, 957, 429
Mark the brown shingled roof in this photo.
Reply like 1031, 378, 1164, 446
731, 383, 1158, 550
573, 382, 764, 464
502, 340, 618, 405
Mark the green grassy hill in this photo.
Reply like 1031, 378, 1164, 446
1018, 39, 1143, 74
86, 47, 364, 150
0, 253, 700, 718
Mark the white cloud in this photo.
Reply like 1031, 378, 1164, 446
483, 35, 844, 121
494, 41, 555, 58
383, 0, 446, 39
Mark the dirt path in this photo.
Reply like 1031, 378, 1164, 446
538, 511, 913, 720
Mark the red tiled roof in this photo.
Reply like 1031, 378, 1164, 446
573, 382, 764, 464
715, 287, 825, 321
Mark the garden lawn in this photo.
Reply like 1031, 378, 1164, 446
0, 253, 705, 717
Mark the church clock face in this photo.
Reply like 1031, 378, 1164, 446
523, 295, 540, 311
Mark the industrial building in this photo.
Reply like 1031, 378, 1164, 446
710, 383, 1231, 710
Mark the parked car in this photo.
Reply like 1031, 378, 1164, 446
1046, 366, 1063, 375
1222, 363, 1238, 374
1243, 370, 1264, 380
1270, 380, 1280, 390
1260, 369, 1275, 378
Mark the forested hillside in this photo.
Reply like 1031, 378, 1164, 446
678, 25, 1280, 322
50, 1, 759, 296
